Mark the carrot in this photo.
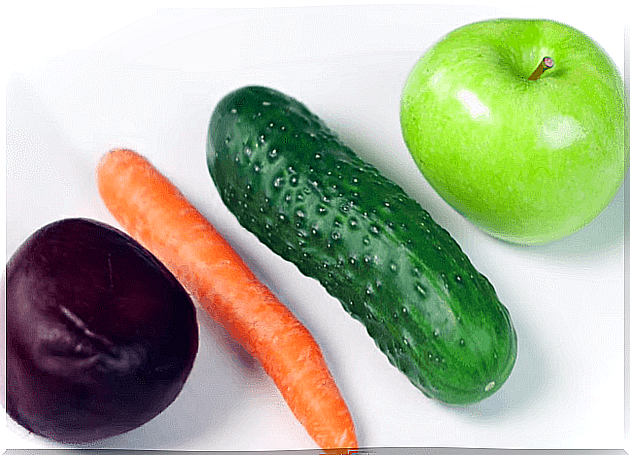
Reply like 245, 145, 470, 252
96, 148, 358, 451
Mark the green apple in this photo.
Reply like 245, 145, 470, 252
400, 18, 628, 245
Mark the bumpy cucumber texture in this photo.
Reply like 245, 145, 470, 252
207, 85, 517, 405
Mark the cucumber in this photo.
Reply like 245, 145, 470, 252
207, 85, 517, 405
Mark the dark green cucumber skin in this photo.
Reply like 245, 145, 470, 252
207, 85, 517, 405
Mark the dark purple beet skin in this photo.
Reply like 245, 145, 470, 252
3, 218, 199, 443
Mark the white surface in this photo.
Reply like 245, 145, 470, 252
2, 3, 627, 452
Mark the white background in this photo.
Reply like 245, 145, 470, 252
2, 1, 628, 452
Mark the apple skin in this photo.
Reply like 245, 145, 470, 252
400, 18, 628, 245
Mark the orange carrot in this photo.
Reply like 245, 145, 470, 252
96, 148, 358, 451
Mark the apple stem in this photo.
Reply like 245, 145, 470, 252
528, 57, 554, 81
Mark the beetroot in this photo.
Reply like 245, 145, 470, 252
4, 218, 199, 443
